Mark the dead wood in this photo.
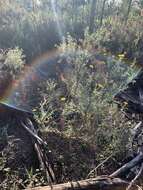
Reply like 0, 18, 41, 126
26, 176, 140, 190
110, 152, 143, 177
126, 162, 143, 190
21, 118, 56, 183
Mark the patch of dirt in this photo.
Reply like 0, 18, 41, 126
0, 117, 96, 187
42, 129, 96, 182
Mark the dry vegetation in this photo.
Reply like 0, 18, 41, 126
0, 0, 143, 189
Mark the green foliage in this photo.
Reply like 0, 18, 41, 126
4, 48, 25, 74
0, 0, 142, 63
92, 16, 143, 63
0, 47, 25, 77
35, 37, 135, 164
1, 0, 143, 188
34, 80, 58, 128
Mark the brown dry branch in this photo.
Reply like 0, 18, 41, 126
110, 152, 143, 177
26, 154, 143, 190
21, 118, 56, 184
26, 176, 140, 190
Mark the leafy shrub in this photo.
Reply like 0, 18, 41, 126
0, 47, 25, 78
35, 36, 136, 165
0, 1, 86, 62
88, 16, 143, 64
4, 48, 25, 75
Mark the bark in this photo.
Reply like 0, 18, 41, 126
125, 0, 133, 22
100, 0, 107, 27
89, 0, 97, 33
26, 176, 139, 190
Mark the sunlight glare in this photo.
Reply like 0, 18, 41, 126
51, 0, 65, 43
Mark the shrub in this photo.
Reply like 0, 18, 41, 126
0, 47, 25, 78
35, 36, 136, 164
4, 48, 25, 75
90, 16, 143, 64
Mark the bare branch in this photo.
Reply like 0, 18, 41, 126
126, 163, 143, 190
110, 153, 143, 177
87, 155, 112, 178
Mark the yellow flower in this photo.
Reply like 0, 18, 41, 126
118, 54, 125, 59
96, 83, 104, 89
89, 64, 94, 69
60, 97, 66, 101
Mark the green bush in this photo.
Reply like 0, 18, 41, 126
0, 1, 87, 62
34, 36, 136, 164
0, 47, 25, 78
88, 16, 143, 64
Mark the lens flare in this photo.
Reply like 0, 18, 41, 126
51, 0, 65, 43
0, 48, 62, 113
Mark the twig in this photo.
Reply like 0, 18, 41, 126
20, 118, 56, 183
87, 155, 112, 178
126, 163, 143, 190
21, 121, 47, 146
131, 121, 142, 136
120, 109, 133, 120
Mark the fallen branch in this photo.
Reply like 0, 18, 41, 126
21, 120, 47, 146
110, 152, 143, 177
126, 163, 143, 190
20, 117, 56, 184
26, 176, 140, 190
